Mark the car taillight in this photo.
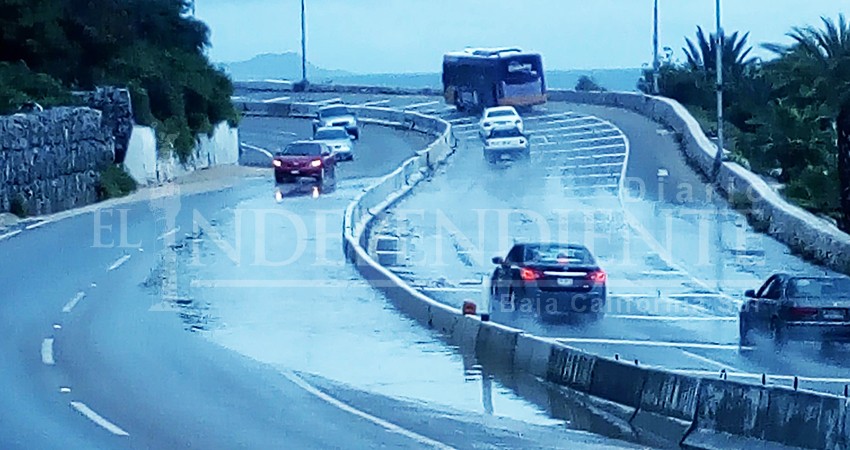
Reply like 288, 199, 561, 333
310, 159, 322, 168
273, 160, 282, 167
789, 307, 819, 319
520, 267, 542, 281
587, 270, 607, 284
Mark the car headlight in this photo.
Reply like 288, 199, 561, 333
310, 159, 322, 168
273, 160, 282, 167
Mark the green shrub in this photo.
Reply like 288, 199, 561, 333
97, 165, 137, 200
0, 62, 72, 115
9, 194, 28, 218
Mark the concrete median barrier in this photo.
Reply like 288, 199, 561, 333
588, 357, 647, 422
513, 333, 554, 378
682, 378, 772, 450
631, 368, 701, 446
474, 321, 522, 369
546, 344, 596, 393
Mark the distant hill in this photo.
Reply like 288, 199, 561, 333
221, 53, 643, 92
222, 52, 354, 81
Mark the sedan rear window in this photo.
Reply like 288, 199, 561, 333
489, 127, 523, 138
487, 110, 515, 118
315, 128, 349, 140
524, 245, 593, 265
319, 106, 350, 118
788, 277, 850, 299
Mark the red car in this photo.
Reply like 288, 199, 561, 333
273, 140, 336, 185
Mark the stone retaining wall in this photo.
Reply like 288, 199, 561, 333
0, 107, 114, 215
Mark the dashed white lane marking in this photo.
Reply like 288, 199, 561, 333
556, 337, 746, 351
107, 254, 131, 272
403, 100, 440, 110
62, 292, 86, 313
157, 227, 180, 241
262, 96, 291, 103
41, 339, 55, 365
60, 387, 71, 394
70, 402, 130, 436
681, 350, 736, 370
283, 372, 454, 450
241, 143, 274, 159
607, 315, 736, 322
0, 230, 22, 241
25, 220, 50, 230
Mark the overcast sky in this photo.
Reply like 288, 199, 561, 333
196, 0, 846, 73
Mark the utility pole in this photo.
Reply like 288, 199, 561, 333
652, 0, 660, 94
301, 0, 307, 83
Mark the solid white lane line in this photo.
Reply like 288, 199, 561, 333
262, 96, 291, 103
533, 144, 626, 156
607, 315, 737, 322
556, 337, 745, 351
241, 143, 274, 159
0, 230, 22, 241
535, 130, 622, 142
41, 339, 55, 365
157, 227, 180, 241
69, 402, 129, 436
25, 220, 49, 230
284, 372, 454, 450
681, 350, 736, 370
107, 254, 131, 272
62, 292, 86, 313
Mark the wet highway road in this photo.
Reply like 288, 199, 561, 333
0, 111, 643, 448
370, 100, 850, 397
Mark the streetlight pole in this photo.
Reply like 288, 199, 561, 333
712, 0, 724, 181
712, 0, 725, 292
652, 0, 660, 94
301, 0, 307, 83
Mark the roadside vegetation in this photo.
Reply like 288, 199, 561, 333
639, 15, 850, 232
0, 0, 239, 162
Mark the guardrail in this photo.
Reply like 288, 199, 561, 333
234, 93, 848, 449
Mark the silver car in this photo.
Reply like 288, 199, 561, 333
313, 126, 355, 161
313, 105, 360, 140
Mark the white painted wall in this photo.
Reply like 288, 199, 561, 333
124, 121, 239, 186
123, 126, 158, 186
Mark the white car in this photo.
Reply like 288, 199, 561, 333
313, 126, 354, 161
479, 106, 523, 139
483, 124, 529, 163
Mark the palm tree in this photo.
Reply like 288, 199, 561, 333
768, 14, 850, 231
683, 26, 756, 78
